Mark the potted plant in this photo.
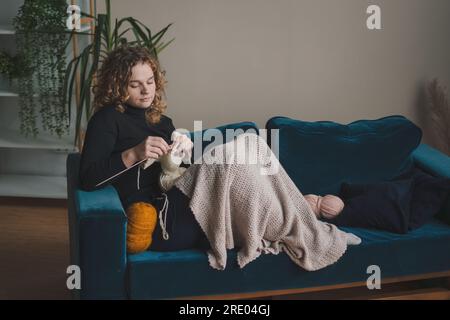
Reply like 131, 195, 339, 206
13, 0, 69, 138
65, 0, 174, 150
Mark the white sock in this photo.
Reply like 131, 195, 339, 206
345, 232, 362, 245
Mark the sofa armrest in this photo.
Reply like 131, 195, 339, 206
413, 144, 450, 178
412, 144, 450, 225
67, 152, 127, 299
74, 187, 127, 299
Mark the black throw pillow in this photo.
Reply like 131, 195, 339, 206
329, 168, 450, 234
408, 170, 450, 230
331, 179, 413, 234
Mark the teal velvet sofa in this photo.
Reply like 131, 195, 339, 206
66, 117, 450, 299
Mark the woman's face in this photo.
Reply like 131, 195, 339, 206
126, 62, 156, 109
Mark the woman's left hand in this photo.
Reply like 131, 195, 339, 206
170, 131, 193, 152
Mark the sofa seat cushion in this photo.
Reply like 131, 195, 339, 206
126, 219, 450, 299
265, 115, 422, 195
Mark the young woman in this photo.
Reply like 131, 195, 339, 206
79, 46, 208, 252
79, 45, 351, 254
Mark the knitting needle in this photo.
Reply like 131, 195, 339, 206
94, 144, 174, 187
94, 158, 148, 187
95, 141, 173, 187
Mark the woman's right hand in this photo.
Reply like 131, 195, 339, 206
122, 136, 170, 168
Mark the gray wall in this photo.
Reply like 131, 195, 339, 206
99, 0, 450, 147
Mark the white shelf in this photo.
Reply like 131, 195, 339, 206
0, 174, 66, 199
0, 25, 14, 35
0, 90, 18, 97
0, 91, 49, 97
0, 128, 77, 151
0, 24, 91, 35
0, 0, 92, 200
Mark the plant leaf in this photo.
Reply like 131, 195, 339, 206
67, 56, 82, 142
75, 51, 90, 146
151, 23, 173, 46
155, 37, 175, 55
123, 17, 149, 44
63, 57, 75, 123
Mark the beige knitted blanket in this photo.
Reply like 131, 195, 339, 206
174, 133, 356, 271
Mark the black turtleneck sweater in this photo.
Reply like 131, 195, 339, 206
79, 104, 176, 204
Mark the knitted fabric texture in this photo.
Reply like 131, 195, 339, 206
174, 133, 351, 271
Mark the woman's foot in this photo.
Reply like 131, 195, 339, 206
304, 194, 345, 220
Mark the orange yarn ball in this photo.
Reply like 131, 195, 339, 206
126, 202, 158, 254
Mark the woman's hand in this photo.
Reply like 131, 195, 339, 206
122, 136, 170, 168
170, 132, 193, 153
169, 132, 193, 164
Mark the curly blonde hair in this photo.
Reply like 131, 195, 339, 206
93, 46, 168, 124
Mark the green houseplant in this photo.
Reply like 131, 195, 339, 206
65, 0, 174, 149
0, 51, 30, 92
13, 0, 69, 138
0, 51, 14, 79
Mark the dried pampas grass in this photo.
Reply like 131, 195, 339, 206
427, 79, 450, 155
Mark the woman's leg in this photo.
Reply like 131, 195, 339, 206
149, 186, 210, 252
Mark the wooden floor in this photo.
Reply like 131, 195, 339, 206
0, 197, 71, 300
